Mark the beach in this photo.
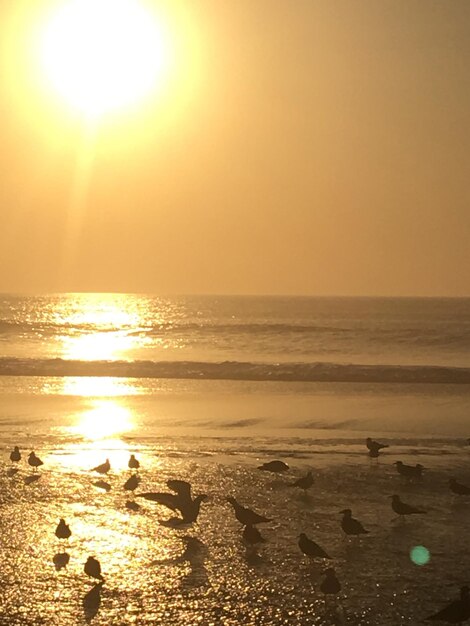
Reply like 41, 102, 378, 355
1, 295, 470, 624
1, 375, 470, 624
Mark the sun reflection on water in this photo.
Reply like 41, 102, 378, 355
60, 376, 140, 397
55, 293, 152, 361
72, 400, 133, 440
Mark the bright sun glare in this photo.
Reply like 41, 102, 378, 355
38, 0, 171, 117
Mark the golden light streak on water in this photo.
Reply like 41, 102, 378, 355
61, 331, 139, 361
59, 377, 140, 397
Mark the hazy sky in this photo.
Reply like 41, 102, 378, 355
1, 0, 469, 296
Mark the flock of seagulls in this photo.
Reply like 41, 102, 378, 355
6, 437, 470, 623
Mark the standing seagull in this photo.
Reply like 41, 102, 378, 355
55, 519, 72, 540
124, 474, 141, 493
425, 585, 470, 623
298, 533, 331, 561
28, 451, 44, 472
390, 495, 427, 520
394, 461, 424, 479
366, 438, 388, 455
339, 509, 369, 537
128, 454, 140, 470
227, 497, 272, 526
91, 459, 110, 474
84, 556, 104, 581
10, 446, 21, 463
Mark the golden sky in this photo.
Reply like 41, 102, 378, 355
0, 0, 469, 296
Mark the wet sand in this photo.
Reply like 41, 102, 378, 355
1, 436, 470, 625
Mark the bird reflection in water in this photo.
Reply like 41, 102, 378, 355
150, 535, 209, 588
83, 582, 104, 622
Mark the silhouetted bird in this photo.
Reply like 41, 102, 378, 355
320, 568, 341, 595
243, 525, 266, 548
124, 474, 141, 492
139, 480, 207, 524
258, 460, 289, 473
128, 454, 140, 470
91, 459, 110, 474
10, 446, 21, 463
394, 461, 424, 478
28, 451, 43, 472
291, 471, 314, 491
390, 495, 426, 519
180, 495, 208, 524
340, 509, 369, 536
227, 497, 272, 526
53, 552, 70, 571
425, 586, 470, 623
55, 518, 71, 540
84, 556, 103, 581
298, 533, 331, 560
449, 479, 470, 496
366, 438, 388, 455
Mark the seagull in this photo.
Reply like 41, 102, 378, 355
53, 552, 70, 571
179, 494, 208, 524
425, 585, 470, 623
227, 497, 272, 526
291, 471, 314, 491
55, 518, 72, 540
390, 495, 427, 520
320, 568, 341, 595
10, 446, 21, 463
91, 459, 110, 474
84, 556, 104, 581
298, 533, 331, 561
366, 438, 388, 455
243, 525, 266, 548
340, 509, 369, 536
128, 454, 140, 470
449, 479, 470, 496
257, 460, 289, 473
28, 451, 43, 472
368, 448, 381, 461
394, 461, 424, 479
138, 480, 207, 524
124, 474, 141, 492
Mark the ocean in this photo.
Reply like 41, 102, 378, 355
1, 294, 469, 442
1, 294, 470, 624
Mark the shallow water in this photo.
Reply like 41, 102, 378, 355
1, 436, 470, 625
1, 360, 469, 624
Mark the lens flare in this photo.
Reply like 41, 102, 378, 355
410, 545, 430, 566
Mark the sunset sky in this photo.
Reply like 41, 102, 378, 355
1, 0, 469, 296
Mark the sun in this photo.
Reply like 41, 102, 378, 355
38, 0, 171, 118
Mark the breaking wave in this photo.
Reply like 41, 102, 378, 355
0, 357, 469, 384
